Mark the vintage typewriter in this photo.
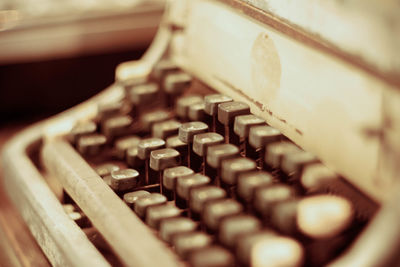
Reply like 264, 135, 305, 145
2, 0, 400, 266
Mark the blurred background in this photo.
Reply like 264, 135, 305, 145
0, 0, 164, 125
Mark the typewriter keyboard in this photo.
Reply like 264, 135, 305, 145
62, 62, 369, 267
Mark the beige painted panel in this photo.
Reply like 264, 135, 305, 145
170, 0, 396, 203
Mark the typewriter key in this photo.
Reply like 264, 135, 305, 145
110, 169, 140, 192
164, 72, 192, 95
141, 110, 171, 132
95, 163, 120, 177
218, 214, 262, 248
172, 231, 213, 259
149, 148, 180, 185
138, 138, 165, 184
300, 164, 338, 193
102, 115, 133, 139
264, 141, 301, 170
193, 133, 224, 174
164, 72, 192, 106
97, 101, 125, 121
237, 171, 274, 203
273, 195, 353, 239
69, 121, 97, 144
151, 59, 178, 82
77, 134, 107, 156
281, 150, 319, 181
176, 95, 203, 121
234, 114, 266, 157
152, 119, 181, 139
206, 144, 239, 185
179, 121, 208, 169
166, 135, 188, 166
220, 157, 257, 193
134, 193, 167, 218
188, 102, 211, 126
176, 173, 211, 209
163, 166, 194, 200
114, 135, 140, 159
160, 217, 198, 243
126, 147, 144, 169
218, 101, 250, 145
189, 186, 226, 220
204, 94, 232, 133
129, 83, 160, 110
202, 199, 243, 232
146, 204, 182, 229
188, 245, 235, 267
237, 231, 304, 267
123, 190, 150, 208
248, 125, 282, 167
253, 184, 296, 219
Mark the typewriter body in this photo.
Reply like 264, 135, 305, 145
2, 0, 400, 266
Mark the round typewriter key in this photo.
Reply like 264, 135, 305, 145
138, 137, 165, 184
172, 231, 213, 259
164, 72, 192, 94
129, 83, 159, 106
110, 169, 139, 192
237, 171, 274, 203
134, 193, 167, 218
77, 134, 107, 156
221, 157, 257, 187
152, 119, 181, 139
281, 150, 319, 181
160, 217, 198, 243
97, 101, 124, 121
253, 183, 296, 218
126, 147, 144, 169
102, 115, 133, 139
249, 125, 282, 167
300, 164, 338, 193
141, 110, 171, 132
265, 141, 301, 170
150, 148, 180, 186
218, 101, 250, 144
103, 175, 112, 187
193, 133, 224, 174
176, 173, 210, 209
204, 94, 232, 133
151, 59, 178, 82
234, 115, 266, 157
95, 163, 120, 177
138, 137, 166, 158
189, 186, 226, 220
188, 245, 235, 267
206, 144, 239, 185
202, 199, 243, 232
69, 121, 97, 144
219, 214, 262, 248
296, 195, 353, 239
188, 102, 207, 122
115, 135, 140, 159
179, 121, 208, 169
237, 231, 303, 267
163, 166, 194, 200
146, 204, 182, 229
123, 190, 150, 208
166, 135, 188, 166
176, 95, 203, 121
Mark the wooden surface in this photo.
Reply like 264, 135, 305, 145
0, 122, 50, 267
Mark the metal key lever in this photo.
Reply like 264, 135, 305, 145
41, 139, 179, 267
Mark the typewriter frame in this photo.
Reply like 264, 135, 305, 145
3, 0, 400, 266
